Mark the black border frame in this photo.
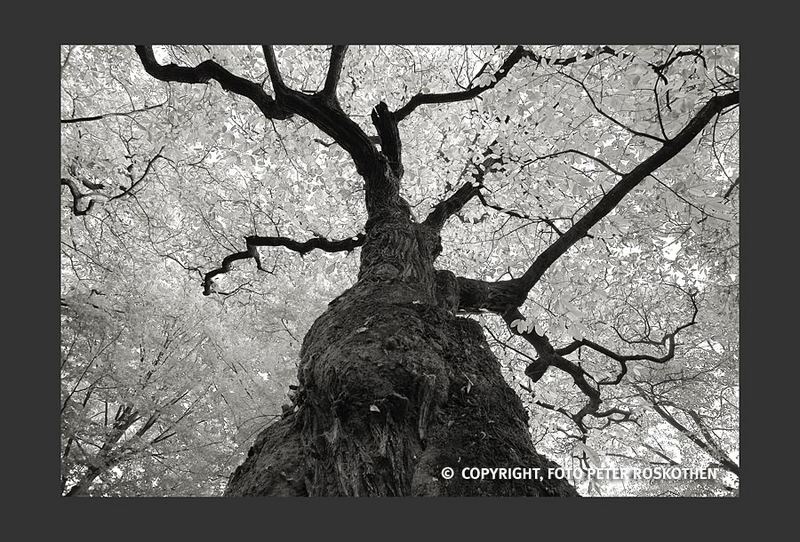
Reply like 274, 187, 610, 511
9, 0, 785, 536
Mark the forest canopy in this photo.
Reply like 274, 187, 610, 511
60, 45, 739, 496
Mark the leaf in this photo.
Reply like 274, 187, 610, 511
61, 45, 739, 497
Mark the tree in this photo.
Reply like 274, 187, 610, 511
60, 264, 291, 496
61, 45, 739, 496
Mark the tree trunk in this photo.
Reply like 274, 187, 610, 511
225, 215, 577, 497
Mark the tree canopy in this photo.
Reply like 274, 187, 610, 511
61, 44, 739, 496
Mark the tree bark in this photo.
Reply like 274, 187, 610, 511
137, 45, 579, 496
225, 192, 577, 496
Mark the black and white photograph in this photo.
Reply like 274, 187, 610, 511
60, 44, 740, 497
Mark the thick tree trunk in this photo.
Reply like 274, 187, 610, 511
225, 216, 577, 496
129, 47, 738, 498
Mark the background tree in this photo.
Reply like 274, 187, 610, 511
61, 44, 739, 496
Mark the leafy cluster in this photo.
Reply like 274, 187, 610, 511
61, 45, 738, 496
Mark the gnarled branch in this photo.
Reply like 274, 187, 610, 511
136, 45, 380, 177
203, 233, 366, 295
461, 286, 698, 435
136, 46, 291, 120
556, 290, 698, 386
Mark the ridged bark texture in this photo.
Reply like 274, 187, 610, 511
225, 218, 577, 496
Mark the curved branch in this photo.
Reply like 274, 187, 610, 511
393, 45, 621, 123
394, 46, 527, 122
523, 148, 624, 177
246, 232, 366, 255
556, 290, 698, 386
484, 286, 697, 435
563, 72, 667, 144
203, 233, 366, 295
423, 182, 481, 231
61, 178, 96, 216
393, 45, 706, 125
449, 92, 737, 320
517, 91, 739, 293
284, 92, 382, 177
137, 45, 381, 178
261, 45, 288, 94
496, 307, 634, 434
108, 146, 166, 202
422, 150, 503, 231
135, 46, 291, 120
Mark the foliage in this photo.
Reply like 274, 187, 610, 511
61, 45, 739, 496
